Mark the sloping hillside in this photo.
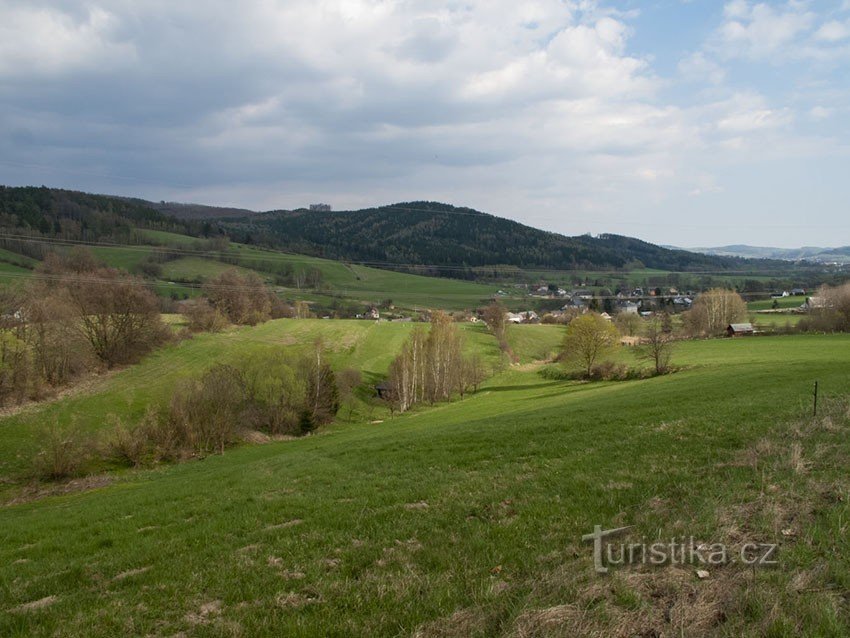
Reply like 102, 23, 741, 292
219, 201, 779, 273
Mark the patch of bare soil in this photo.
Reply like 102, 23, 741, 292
112, 566, 151, 581
185, 600, 222, 626
512, 566, 745, 638
8, 595, 58, 613
4, 474, 113, 507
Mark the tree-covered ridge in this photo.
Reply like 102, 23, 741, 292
0, 188, 788, 274
0, 186, 178, 237
224, 201, 772, 272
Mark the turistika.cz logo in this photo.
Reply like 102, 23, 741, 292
582, 525, 778, 574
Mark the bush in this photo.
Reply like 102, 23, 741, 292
167, 364, 246, 455
204, 269, 273, 325
134, 259, 163, 279
31, 422, 92, 481
588, 361, 632, 381
102, 413, 155, 467
35, 254, 171, 367
0, 332, 32, 406
240, 351, 306, 435
183, 297, 228, 333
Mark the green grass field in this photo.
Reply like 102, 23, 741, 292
3, 324, 850, 636
0, 232, 507, 310
748, 295, 807, 311
0, 320, 503, 482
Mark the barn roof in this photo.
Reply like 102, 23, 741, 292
728, 323, 754, 332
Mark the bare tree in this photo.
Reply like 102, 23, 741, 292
182, 297, 227, 333
614, 312, 642, 336
456, 351, 487, 398
684, 288, 747, 336
482, 301, 507, 345
336, 367, 362, 420
204, 269, 272, 325
637, 316, 675, 374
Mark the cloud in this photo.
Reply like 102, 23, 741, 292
678, 52, 726, 84
0, 0, 848, 246
809, 105, 833, 120
715, 1, 815, 60
0, 3, 135, 75
815, 19, 850, 42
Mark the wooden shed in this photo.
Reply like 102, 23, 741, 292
726, 323, 755, 337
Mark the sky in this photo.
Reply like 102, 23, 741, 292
1, 0, 849, 248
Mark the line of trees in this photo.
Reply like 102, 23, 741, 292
682, 288, 748, 336
183, 269, 294, 331
800, 283, 850, 332
385, 311, 486, 413
0, 249, 169, 406
37, 341, 353, 479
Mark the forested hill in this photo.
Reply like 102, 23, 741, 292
0, 187, 784, 273
219, 201, 769, 272
0, 186, 204, 240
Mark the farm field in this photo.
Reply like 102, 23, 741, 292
3, 327, 850, 636
748, 296, 807, 311
0, 232, 507, 310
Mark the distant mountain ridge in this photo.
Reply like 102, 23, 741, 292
0, 186, 795, 275
685, 244, 850, 264
211, 201, 786, 273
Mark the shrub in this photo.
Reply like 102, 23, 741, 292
240, 351, 306, 435
31, 422, 92, 481
588, 361, 632, 381
204, 269, 272, 325
0, 332, 32, 406
183, 297, 228, 333
167, 364, 246, 455
102, 414, 154, 467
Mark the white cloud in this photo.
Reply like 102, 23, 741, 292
678, 52, 726, 84
809, 105, 833, 120
0, 4, 135, 75
815, 20, 850, 42
0, 0, 848, 246
715, 1, 815, 60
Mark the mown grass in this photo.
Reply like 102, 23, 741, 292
2, 332, 850, 636
159, 257, 263, 282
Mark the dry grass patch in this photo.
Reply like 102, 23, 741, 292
9, 595, 58, 614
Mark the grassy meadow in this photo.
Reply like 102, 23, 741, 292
3, 321, 850, 636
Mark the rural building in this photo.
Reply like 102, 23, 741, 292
726, 323, 755, 337
805, 296, 828, 310
506, 311, 539, 324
